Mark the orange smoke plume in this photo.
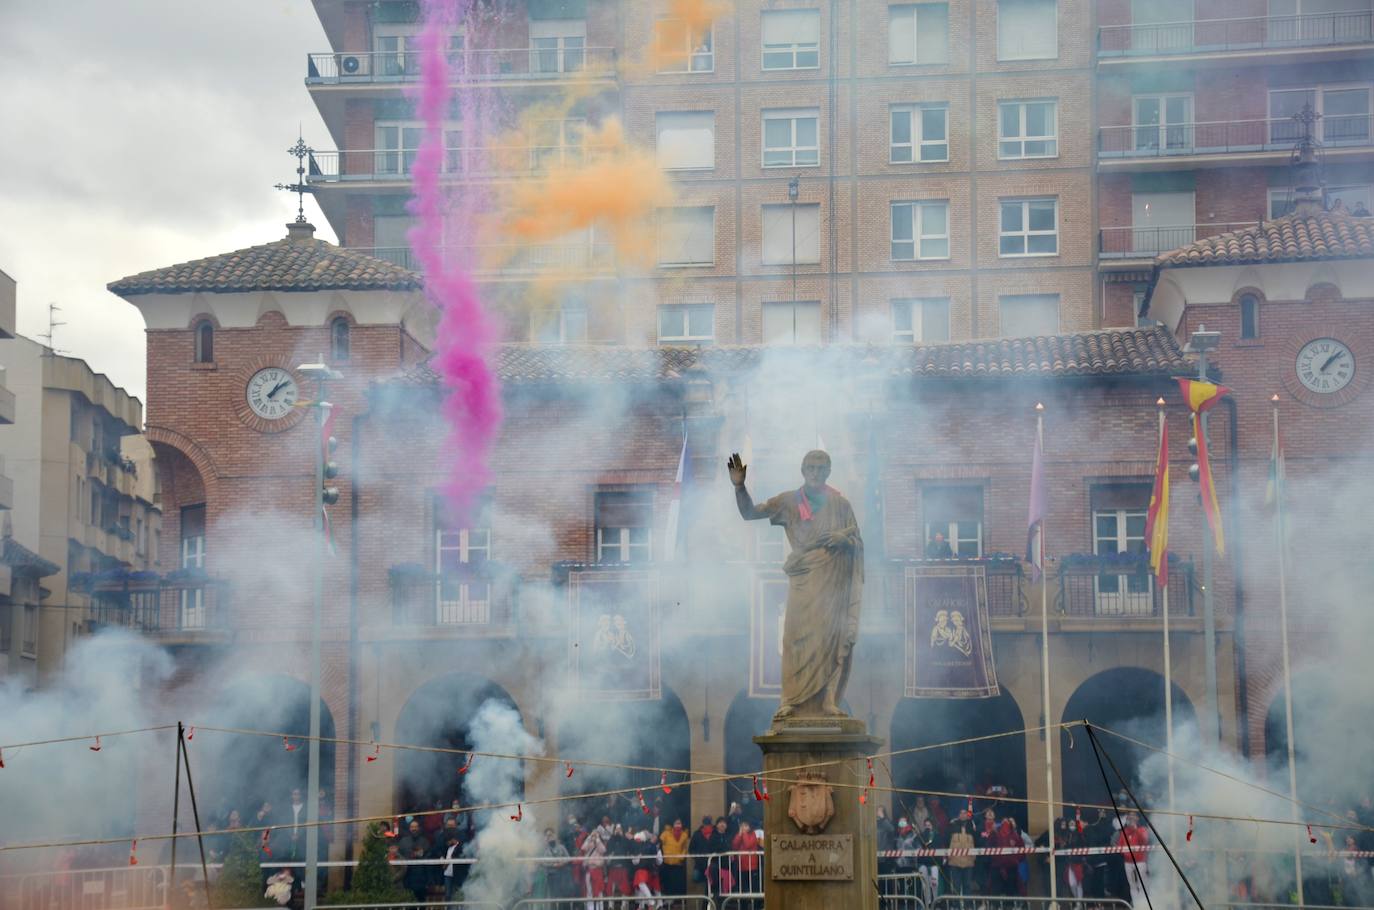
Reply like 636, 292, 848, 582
651, 0, 728, 72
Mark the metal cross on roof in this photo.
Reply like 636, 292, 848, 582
275, 134, 316, 223
1293, 103, 1322, 144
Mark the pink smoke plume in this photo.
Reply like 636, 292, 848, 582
412, 0, 502, 516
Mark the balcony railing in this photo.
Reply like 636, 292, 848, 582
306, 47, 617, 84
389, 564, 517, 629
1056, 554, 1194, 618
83, 572, 230, 633
892, 556, 1028, 617
1099, 10, 1374, 56
306, 144, 609, 183
1100, 115, 1372, 158
1099, 222, 1255, 258
353, 242, 617, 275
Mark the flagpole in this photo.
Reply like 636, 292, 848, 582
1158, 400, 1177, 845
1273, 394, 1304, 905
1037, 402, 1058, 903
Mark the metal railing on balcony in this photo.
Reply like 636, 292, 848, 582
893, 556, 1028, 617
1100, 115, 1372, 157
353, 242, 617, 275
307, 144, 609, 183
1056, 554, 1194, 618
1099, 222, 1256, 258
306, 47, 618, 84
1099, 10, 1374, 56
389, 564, 516, 628
86, 573, 230, 633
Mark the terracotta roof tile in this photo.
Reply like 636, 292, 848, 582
1158, 210, 1374, 268
108, 227, 422, 295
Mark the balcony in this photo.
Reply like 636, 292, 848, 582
1098, 10, 1374, 62
889, 556, 1028, 618
1099, 223, 1256, 261
1055, 553, 1195, 619
306, 144, 609, 185
80, 571, 230, 635
1099, 115, 1372, 167
305, 47, 617, 86
389, 563, 517, 634
352, 242, 617, 276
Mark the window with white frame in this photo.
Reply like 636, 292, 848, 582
596, 491, 653, 563
762, 203, 821, 264
761, 9, 820, 70
375, 121, 423, 175
892, 200, 950, 260
1133, 95, 1193, 152
373, 215, 415, 267
179, 504, 206, 630
999, 293, 1059, 336
655, 17, 714, 72
529, 19, 586, 74
436, 499, 492, 623
999, 100, 1058, 158
999, 198, 1058, 256
530, 118, 584, 170
658, 304, 716, 344
1270, 85, 1371, 145
1091, 484, 1153, 614
763, 109, 820, 167
762, 300, 823, 345
892, 298, 951, 342
922, 485, 983, 557
891, 104, 949, 162
1269, 183, 1372, 216
889, 3, 950, 64
1131, 191, 1195, 253
373, 23, 422, 75
997, 0, 1058, 60
656, 111, 715, 170
533, 298, 589, 344
657, 206, 715, 266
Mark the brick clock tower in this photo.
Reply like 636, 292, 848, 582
107, 221, 430, 816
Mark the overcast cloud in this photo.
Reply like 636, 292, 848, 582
0, 0, 337, 405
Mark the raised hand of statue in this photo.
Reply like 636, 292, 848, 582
727, 453, 748, 488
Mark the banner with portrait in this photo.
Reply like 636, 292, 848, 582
749, 569, 789, 698
905, 564, 999, 698
568, 568, 661, 700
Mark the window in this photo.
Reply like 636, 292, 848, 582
180, 504, 206, 630
374, 121, 462, 176
762, 301, 823, 345
997, 0, 1057, 59
530, 118, 584, 170
373, 23, 422, 75
761, 9, 820, 70
436, 500, 492, 624
658, 304, 716, 344
655, 17, 714, 72
892, 298, 951, 343
657, 206, 715, 266
763, 109, 819, 167
596, 491, 653, 563
1091, 484, 1153, 615
891, 105, 949, 162
1133, 95, 1193, 152
891, 201, 950, 260
656, 111, 715, 170
136, 516, 145, 556
999, 294, 1059, 336
1131, 192, 1195, 254
1270, 85, 1371, 145
999, 100, 1058, 159
888, 3, 950, 64
529, 19, 586, 74
922, 485, 983, 557
533, 299, 589, 344
193, 320, 214, 364
330, 317, 351, 361
1270, 183, 1372, 216
1240, 293, 1260, 339
999, 198, 1058, 256
761, 203, 821, 264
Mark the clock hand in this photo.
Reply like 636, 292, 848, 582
267, 380, 289, 399
1320, 351, 1345, 372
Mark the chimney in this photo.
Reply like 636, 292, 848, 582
286, 221, 316, 242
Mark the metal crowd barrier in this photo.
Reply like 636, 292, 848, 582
510, 897, 715, 910
0, 864, 169, 910
934, 897, 1133, 910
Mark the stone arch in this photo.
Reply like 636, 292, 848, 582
146, 426, 220, 502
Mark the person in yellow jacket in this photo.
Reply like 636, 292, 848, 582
946, 818, 976, 896
659, 818, 691, 897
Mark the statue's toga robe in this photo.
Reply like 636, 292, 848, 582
757, 486, 864, 714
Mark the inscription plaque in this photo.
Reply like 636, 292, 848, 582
769, 833, 855, 880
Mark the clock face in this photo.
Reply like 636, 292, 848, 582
1295, 338, 1355, 394
245, 367, 300, 420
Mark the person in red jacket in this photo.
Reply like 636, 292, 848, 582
732, 820, 762, 896
990, 818, 1022, 896
1113, 813, 1150, 909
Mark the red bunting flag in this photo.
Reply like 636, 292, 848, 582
1075, 807, 1084, 834
458, 753, 473, 774
283, 737, 298, 752
510, 804, 523, 822
638, 790, 650, 814
1186, 816, 1194, 842
261, 829, 273, 857
565, 763, 574, 778
661, 771, 671, 794
89, 736, 102, 752
1308, 825, 1317, 844
1, 748, 6, 769
753, 776, 771, 802
128, 840, 138, 866
366, 742, 380, 763
186, 727, 195, 741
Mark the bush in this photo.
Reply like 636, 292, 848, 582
320, 822, 415, 906
210, 833, 263, 909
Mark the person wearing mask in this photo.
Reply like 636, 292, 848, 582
977, 808, 998, 896
876, 806, 897, 878
659, 818, 690, 896
895, 818, 918, 896
707, 817, 734, 896
580, 826, 608, 910
398, 820, 431, 903
916, 817, 942, 903
632, 829, 663, 907
989, 818, 1021, 897
606, 824, 634, 899
732, 819, 762, 896
689, 815, 715, 889
536, 827, 571, 899
1114, 812, 1150, 909
946, 820, 976, 897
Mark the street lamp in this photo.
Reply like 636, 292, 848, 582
296, 358, 342, 910
1181, 326, 1221, 744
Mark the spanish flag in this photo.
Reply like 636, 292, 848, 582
1144, 418, 1169, 586
1177, 379, 1230, 556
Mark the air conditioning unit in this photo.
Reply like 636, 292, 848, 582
341, 55, 362, 75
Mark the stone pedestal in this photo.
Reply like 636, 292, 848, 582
754, 718, 883, 910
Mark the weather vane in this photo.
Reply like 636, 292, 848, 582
275, 133, 316, 223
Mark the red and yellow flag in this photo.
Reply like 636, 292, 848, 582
1144, 418, 1169, 586
1177, 379, 1230, 556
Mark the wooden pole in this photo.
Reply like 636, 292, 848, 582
178, 723, 213, 909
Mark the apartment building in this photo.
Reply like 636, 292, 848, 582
304, 0, 1099, 345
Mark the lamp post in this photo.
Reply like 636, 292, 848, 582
1183, 326, 1221, 743
788, 176, 800, 339
297, 358, 343, 910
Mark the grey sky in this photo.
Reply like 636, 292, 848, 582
0, 0, 338, 405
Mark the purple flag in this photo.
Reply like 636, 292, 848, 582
1027, 430, 1046, 580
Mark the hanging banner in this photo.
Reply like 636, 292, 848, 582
905, 564, 999, 698
568, 568, 660, 700
749, 569, 789, 698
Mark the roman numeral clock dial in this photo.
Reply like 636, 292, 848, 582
246, 367, 300, 420
1295, 338, 1354, 395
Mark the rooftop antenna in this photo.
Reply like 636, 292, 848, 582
274, 129, 316, 224
38, 303, 66, 355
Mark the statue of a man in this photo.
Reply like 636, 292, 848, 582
728, 450, 863, 721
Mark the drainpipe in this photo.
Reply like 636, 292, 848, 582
344, 410, 365, 887
1221, 396, 1250, 758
